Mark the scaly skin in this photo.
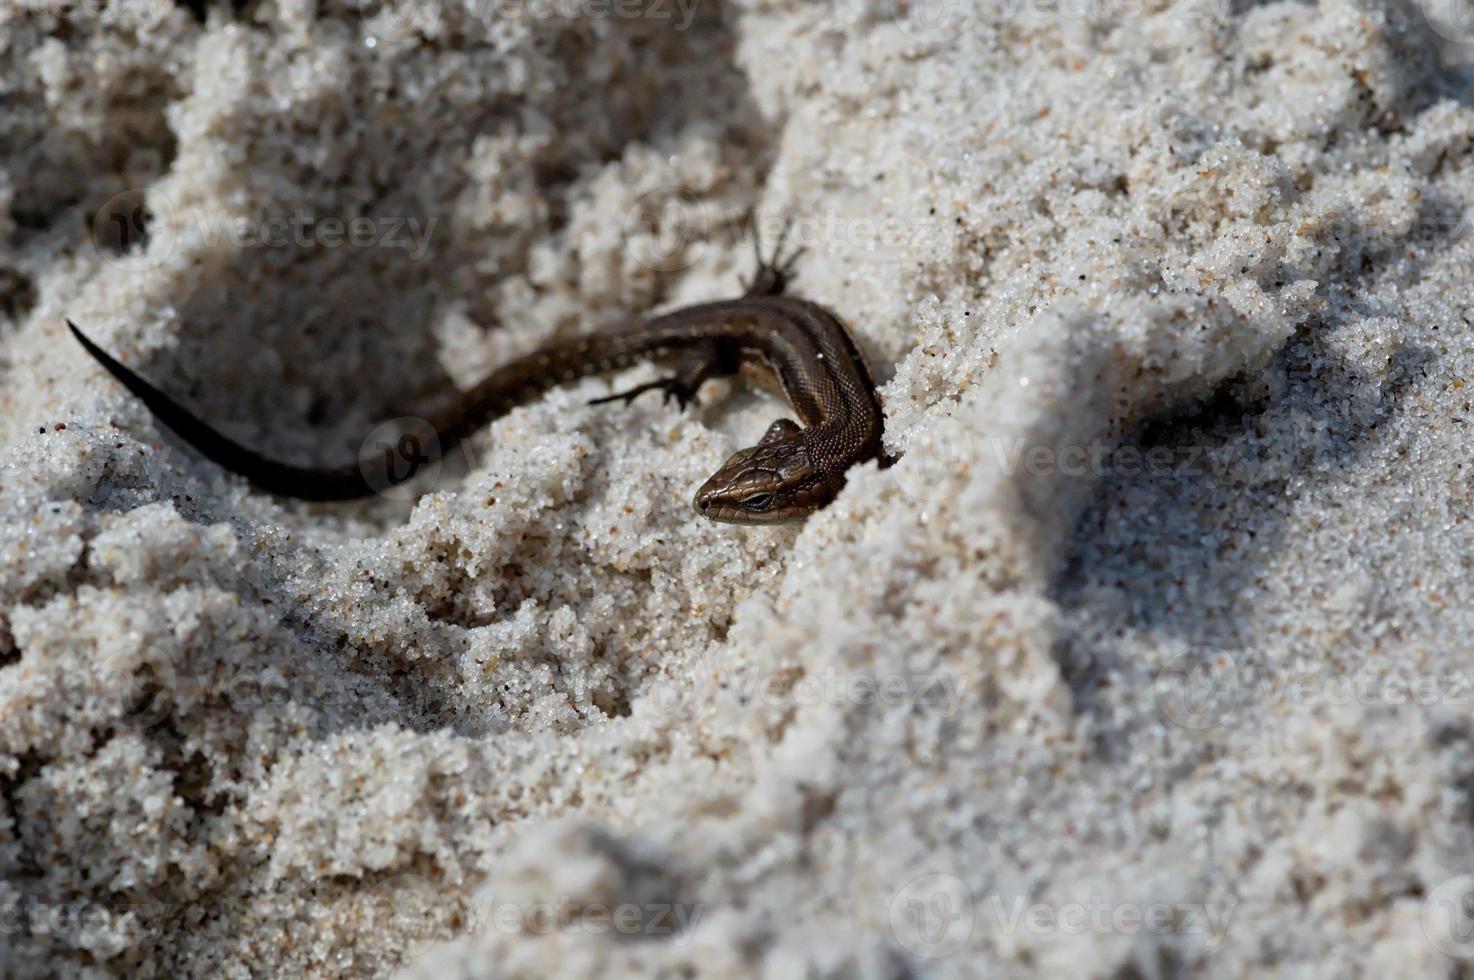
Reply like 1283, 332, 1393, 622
67, 251, 886, 525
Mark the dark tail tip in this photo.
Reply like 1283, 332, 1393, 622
63, 316, 380, 502
67, 319, 109, 364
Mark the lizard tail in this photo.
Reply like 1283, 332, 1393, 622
68, 320, 382, 501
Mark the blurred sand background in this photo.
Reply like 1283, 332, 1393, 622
5, 0, 1474, 975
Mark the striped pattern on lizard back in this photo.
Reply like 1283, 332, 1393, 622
67, 248, 887, 524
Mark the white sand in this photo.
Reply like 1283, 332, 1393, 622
5, 0, 1474, 975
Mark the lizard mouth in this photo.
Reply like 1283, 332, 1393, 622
691, 488, 735, 523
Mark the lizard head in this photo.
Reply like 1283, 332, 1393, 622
692, 419, 833, 525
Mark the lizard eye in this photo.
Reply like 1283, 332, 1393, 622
740, 491, 775, 511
